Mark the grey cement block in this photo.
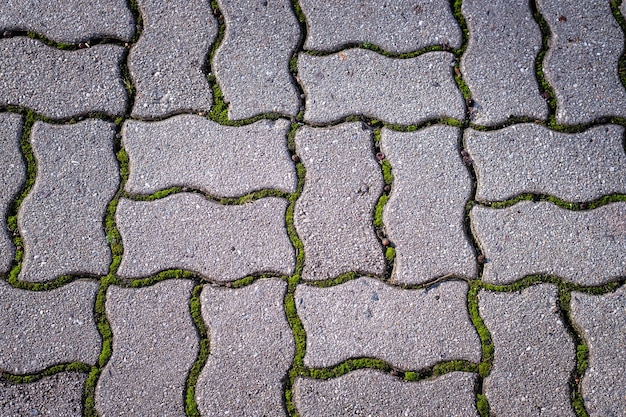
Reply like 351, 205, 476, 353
0, 0, 134, 43
298, 49, 465, 125
466, 124, 626, 202
538, 0, 626, 124
471, 201, 626, 285
18, 120, 119, 282
294, 370, 478, 416
0, 113, 24, 275
571, 286, 626, 417
381, 126, 476, 284
480, 284, 575, 417
129, 0, 217, 118
197, 278, 293, 416
0, 280, 100, 374
213, 0, 300, 119
0, 38, 127, 118
0, 372, 86, 417
96, 279, 197, 417
116, 194, 295, 281
461, 0, 548, 124
300, 0, 461, 53
123, 116, 296, 197
296, 278, 481, 369
294, 123, 385, 281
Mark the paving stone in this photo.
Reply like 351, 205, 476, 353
0, 0, 134, 43
298, 49, 464, 125
295, 370, 478, 416
0, 372, 86, 417
480, 284, 575, 416
294, 123, 385, 281
0, 113, 24, 275
537, 0, 626, 124
570, 285, 626, 417
296, 278, 480, 369
123, 116, 296, 197
213, 0, 300, 119
96, 279, 197, 417
129, 0, 216, 118
116, 194, 294, 281
18, 120, 118, 282
381, 126, 476, 284
466, 124, 626, 202
0, 38, 127, 119
461, 0, 547, 125
471, 201, 626, 285
196, 278, 293, 416
299, 0, 461, 53
0, 280, 100, 374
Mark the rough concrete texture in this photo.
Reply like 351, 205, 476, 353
197, 278, 293, 416
0, 372, 86, 417
96, 280, 197, 417
0, 38, 127, 118
295, 370, 479, 416
116, 194, 294, 281
213, 0, 300, 119
0, 113, 24, 275
295, 123, 385, 281
381, 126, 476, 284
298, 49, 465, 125
129, 0, 217, 118
466, 124, 626, 202
461, 0, 548, 125
18, 120, 118, 282
0, 0, 134, 43
538, 0, 626, 124
480, 284, 575, 417
300, 0, 461, 53
296, 278, 481, 369
123, 116, 296, 196
571, 285, 626, 417
472, 201, 626, 285
0, 280, 100, 374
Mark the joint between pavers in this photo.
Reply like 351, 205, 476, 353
122, 186, 293, 206
475, 192, 626, 211
184, 283, 209, 417
0, 30, 129, 50
610, 0, 626, 92
301, 43, 454, 60
0, 362, 91, 385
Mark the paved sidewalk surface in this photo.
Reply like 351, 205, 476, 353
1, 1, 626, 416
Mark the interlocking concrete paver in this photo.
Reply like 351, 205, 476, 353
0, 0, 134, 43
295, 370, 478, 416
123, 116, 296, 196
18, 120, 118, 282
381, 126, 475, 284
295, 123, 385, 281
0, 372, 86, 417
298, 49, 465, 125
461, 0, 547, 125
0, 113, 24, 275
213, 0, 300, 119
129, 0, 216, 118
571, 286, 626, 417
0, 280, 100, 374
480, 284, 575, 417
299, 0, 461, 53
296, 278, 480, 369
466, 124, 626, 202
197, 279, 293, 416
96, 280, 197, 417
0, 38, 127, 119
471, 201, 626, 285
538, 0, 626, 124
117, 194, 294, 280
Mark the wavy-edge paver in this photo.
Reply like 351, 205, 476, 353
123, 116, 296, 196
196, 278, 293, 416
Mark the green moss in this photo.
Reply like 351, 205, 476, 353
385, 247, 396, 263
530, 0, 557, 126
307, 358, 391, 379
467, 281, 494, 375
0, 362, 90, 384
476, 393, 490, 416
404, 371, 419, 381
479, 193, 626, 211
185, 284, 210, 416
373, 194, 388, 229
432, 360, 479, 376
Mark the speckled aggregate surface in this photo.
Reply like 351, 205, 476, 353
1, 1, 626, 416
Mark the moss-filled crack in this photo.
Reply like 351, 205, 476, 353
122, 185, 292, 205
302, 42, 455, 59
0, 30, 128, 50
611, 0, 626, 91
184, 283, 210, 417
530, 0, 557, 127
0, 362, 91, 385
474, 193, 626, 211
